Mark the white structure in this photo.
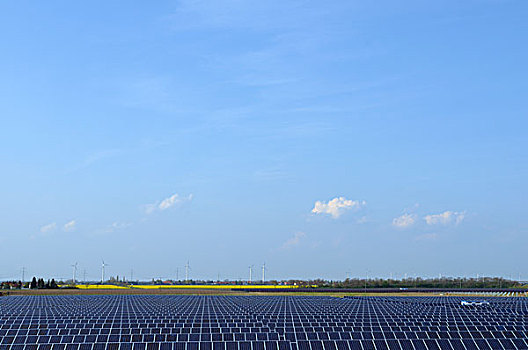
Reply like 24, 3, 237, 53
101, 260, 108, 283
71, 262, 78, 284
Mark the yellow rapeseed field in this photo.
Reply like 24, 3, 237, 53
72, 284, 301, 290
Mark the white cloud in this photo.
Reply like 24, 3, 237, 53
40, 223, 57, 233
281, 231, 306, 249
144, 204, 157, 215
415, 233, 438, 241
159, 193, 192, 210
424, 211, 465, 226
63, 220, 76, 232
392, 214, 416, 228
312, 197, 365, 219
145, 193, 193, 214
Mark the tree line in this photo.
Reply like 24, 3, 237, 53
283, 277, 523, 289
1, 277, 59, 290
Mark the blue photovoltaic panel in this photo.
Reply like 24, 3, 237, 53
1, 295, 528, 349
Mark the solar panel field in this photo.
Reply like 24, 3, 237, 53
1, 295, 527, 350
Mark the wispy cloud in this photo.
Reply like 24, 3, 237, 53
357, 216, 369, 224
145, 193, 193, 214
312, 197, 365, 219
392, 214, 416, 228
281, 231, 306, 249
35, 220, 75, 239
63, 220, 76, 232
40, 223, 57, 233
69, 149, 122, 173
424, 211, 465, 226
415, 233, 438, 241
95, 221, 132, 235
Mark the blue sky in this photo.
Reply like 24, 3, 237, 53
1, 1, 527, 282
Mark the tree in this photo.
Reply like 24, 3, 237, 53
30, 277, 37, 289
50, 279, 58, 289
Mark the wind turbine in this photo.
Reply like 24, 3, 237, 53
71, 262, 78, 285
262, 263, 267, 283
248, 265, 254, 284
101, 260, 109, 284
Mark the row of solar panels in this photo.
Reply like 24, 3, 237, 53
4, 330, 528, 342
2, 329, 528, 343
3, 310, 521, 317
1, 324, 526, 334
4, 325, 525, 334
2, 339, 528, 350
2, 320, 524, 328
3, 315, 525, 321
5, 313, 518, 318
4, 295, 525, 305
3, 329, 527, 338
4, 321, 523, 328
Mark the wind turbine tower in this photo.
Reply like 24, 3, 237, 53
101, 260, 108, 284
248, 265, 254, 284
71, 263, 78, 284
262, 263, 266, 283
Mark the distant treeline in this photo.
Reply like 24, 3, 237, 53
284, 277, 522, 289
1, 277, 59, 290
1, 276, 523, 290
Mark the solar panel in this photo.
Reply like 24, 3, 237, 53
2, 295, 528, 350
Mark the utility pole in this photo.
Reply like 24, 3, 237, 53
364, 270, 369, 294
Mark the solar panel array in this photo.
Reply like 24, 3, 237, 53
1, 295, 528, 350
